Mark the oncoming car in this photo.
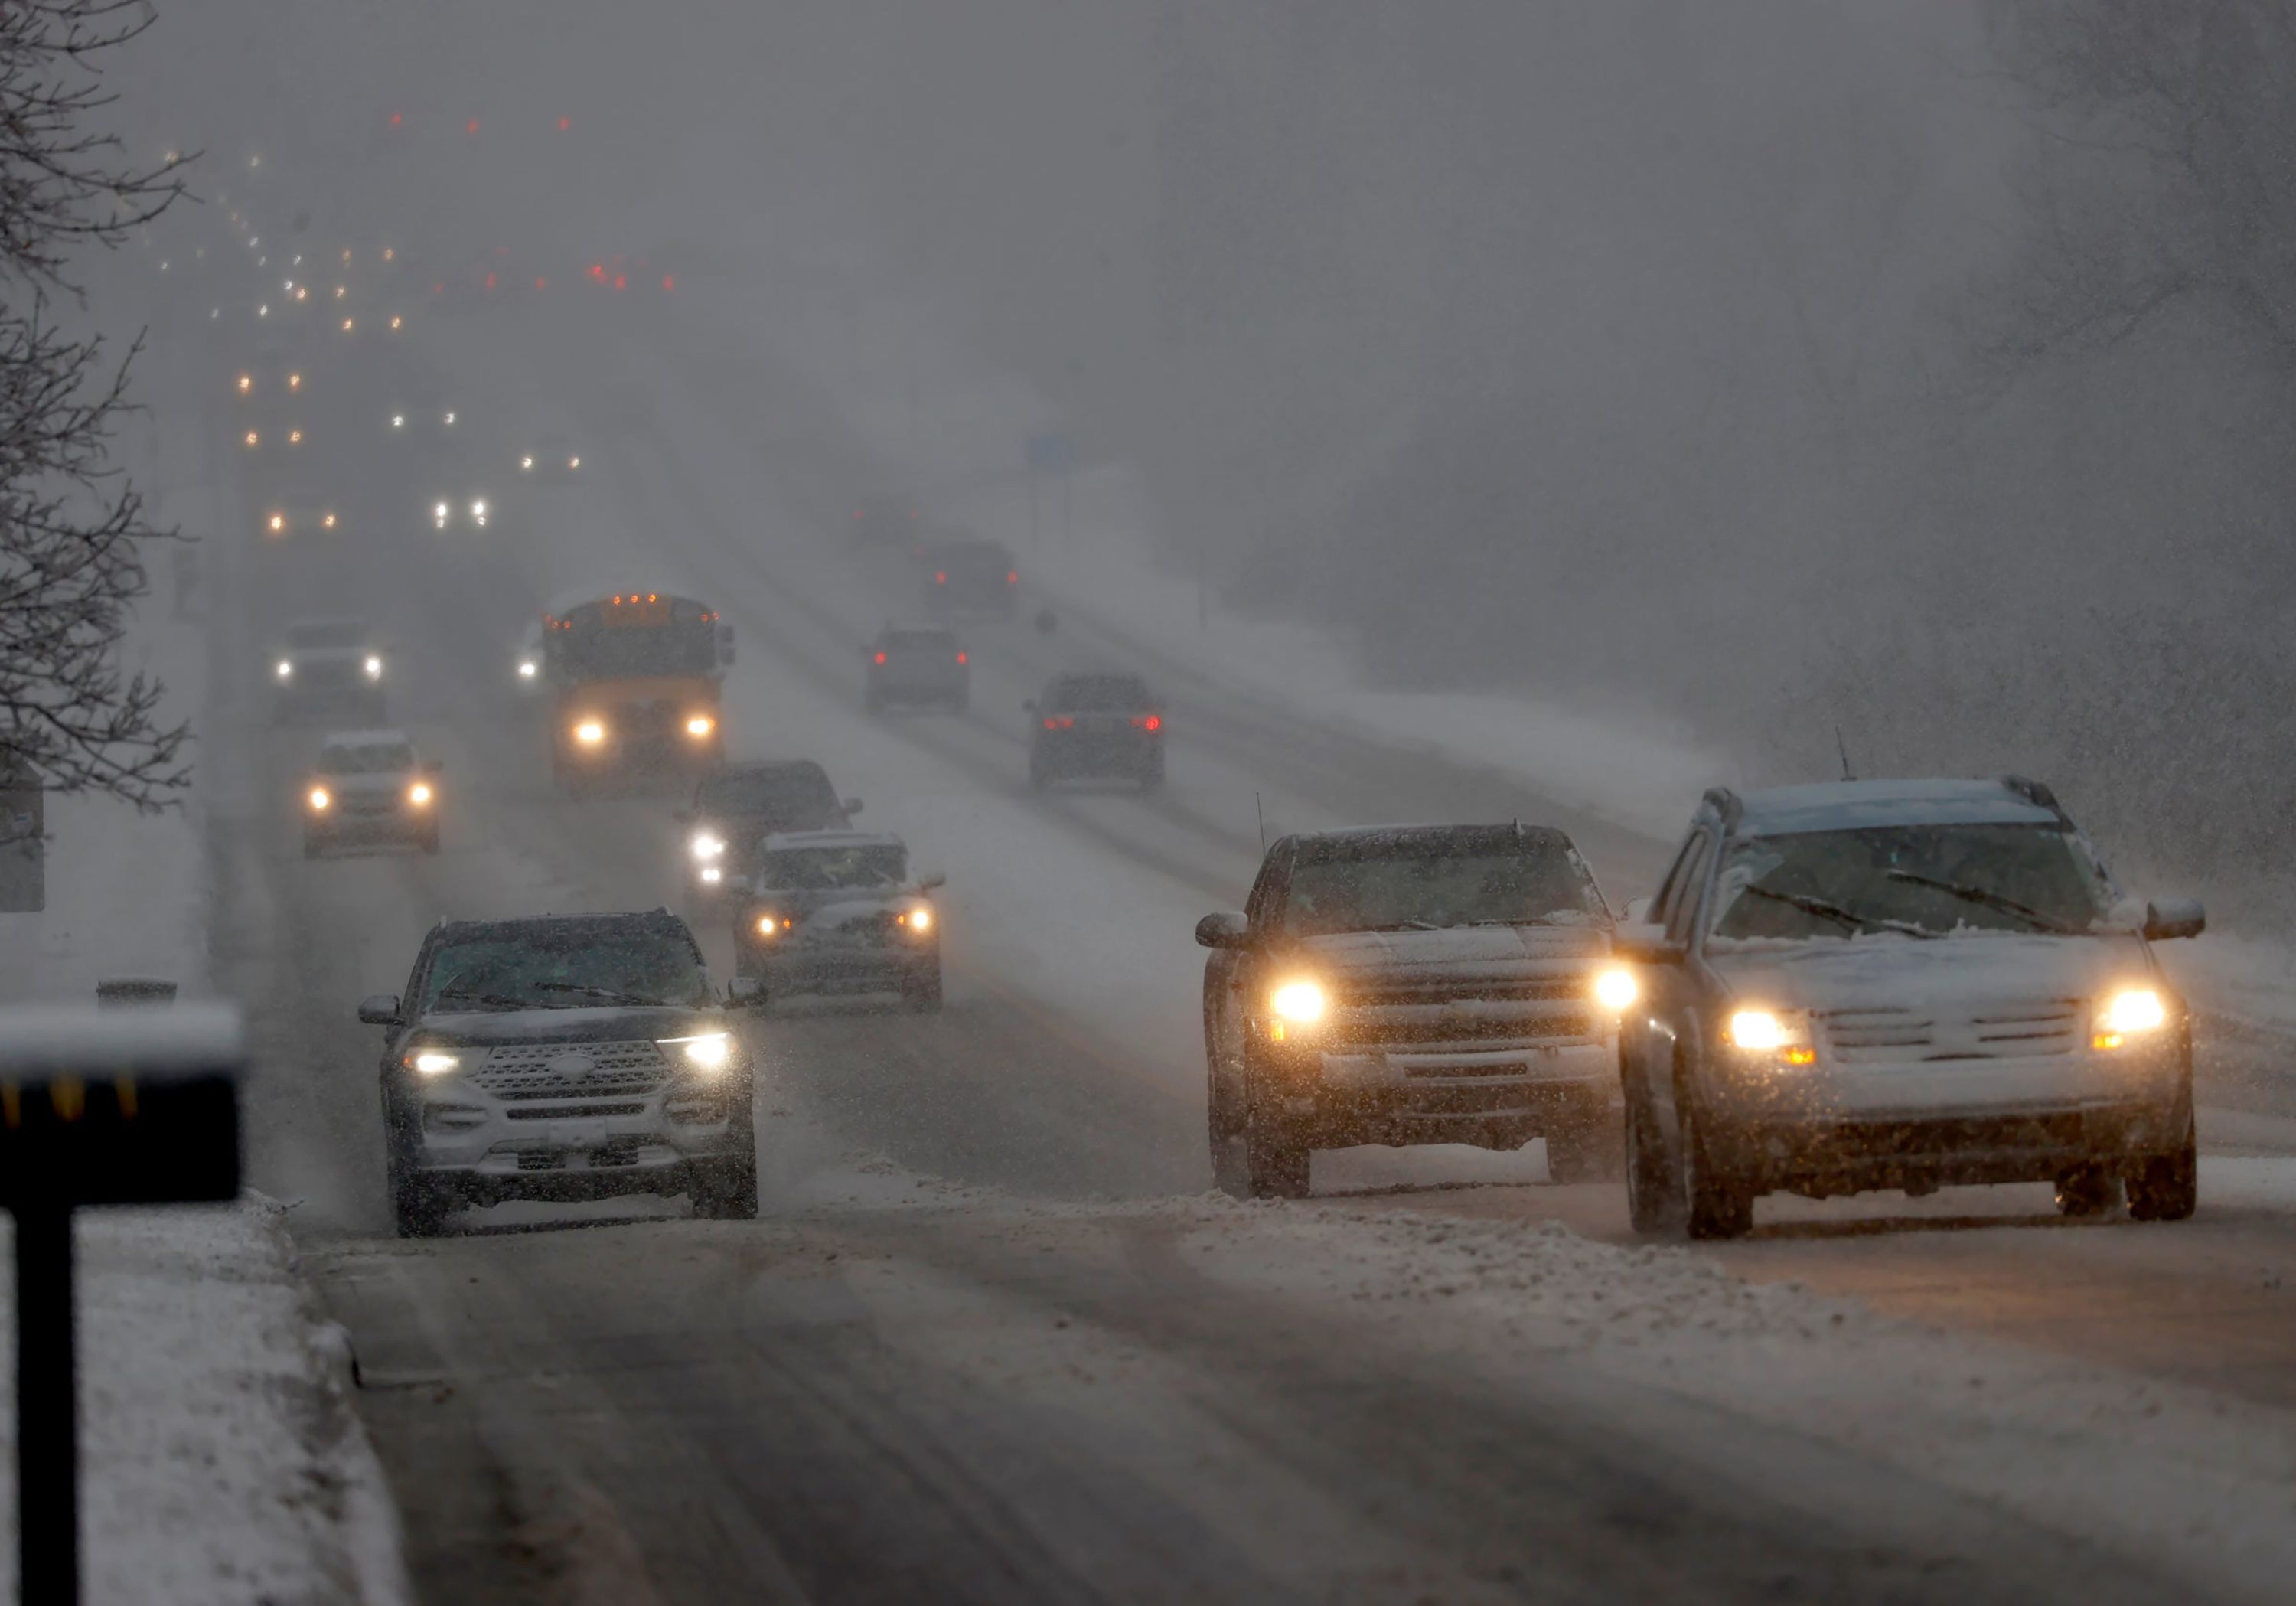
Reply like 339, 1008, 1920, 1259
1613, 776, 2204, 1239
272, 618, 387, 725
1198, 823, 1626, 1198
357, 910, 759, 1235
731, 831, 944, 1010
519, 432, 582, 480
302, 730, 442, 857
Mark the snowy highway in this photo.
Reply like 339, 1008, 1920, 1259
176, 289, 2296, 1603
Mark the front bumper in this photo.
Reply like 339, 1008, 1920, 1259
1704, 1045, 2190, 1196
741, 941, 936, 998
1257, 1037, 1618, 1147
1034, 734, 1160, 776
308, 805, 431, 844
403, 1069, 750, 1204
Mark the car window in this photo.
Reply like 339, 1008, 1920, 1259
286, 622, 364, 649
1045, 675, 1150, 712
886, 631, 957, 653
420, 926, 709, 1011
1280, 837, 1606, 937
758, 844, 908, 890
318, 743, 414, 775
696, 765, 838, 821
1707, 823, 2115, 942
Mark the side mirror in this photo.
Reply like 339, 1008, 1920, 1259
1621, 896, 1653, 924
728, 977, 766, 1008
1609, 922, 1684, 965
357, 993, 402, 1027
842, 797, 864, 816
1195, 911, 1250, 950
2143, 897, 2206, 942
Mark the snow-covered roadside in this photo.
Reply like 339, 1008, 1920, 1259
0, 351, 410, 1602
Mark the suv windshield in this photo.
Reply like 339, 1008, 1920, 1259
286, 622, 365, 649
319, 743, 413, 775
885, 631, 957, 654
759, 844, 907, 890
1283, 837, 1605, 937
422, 926, 710, 1011
697, 765, 839, 822
1046, 675, 1150, 713
1707, 823, 2114, 942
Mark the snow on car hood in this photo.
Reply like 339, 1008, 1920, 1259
1294, 922, 1610, 983
413, 1003, 727, 1045
1706, 931, 2157, 1014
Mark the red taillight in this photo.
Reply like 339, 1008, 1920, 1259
557, 116, 572, 132
484, 271, 497, 291
613, 273, 627, 291
873, 651, 887, 664
389, 113, 403, 128
1134, 714, 1163, 732
662, 274, 675, 292
1006, 570, 1019, 584
466, 118, 481, 135
1044, 716, 1073, 730
956, 652, 968, 665
934, 571, 947, 584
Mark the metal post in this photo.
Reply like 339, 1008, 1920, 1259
17, 1203, 77, 1605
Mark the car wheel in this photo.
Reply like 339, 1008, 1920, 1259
1243, 1072, 1310, 1200
2126, 1102, 2198, 1222
1679, 1092, 1753, 1239
2054, 1161, 2122, 1218
693, 1152, 759, 1221
1624, 1067, 1684, 1235
1205, 971, 1252, 1199
388, 1154, 445, 1239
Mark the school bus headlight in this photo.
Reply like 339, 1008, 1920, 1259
306, 787, 331, 812
572, 719, 606, 745
684, 714, 715, 739
275, 659, 292, 681
407, 782, 433, 807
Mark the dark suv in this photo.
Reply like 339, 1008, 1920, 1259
1196, 824, 1628, 1198
1613, 776, 2204, 1239
864, 625, 970, 714
921, 539, 1019, 619
680, 760, 860, 901
1027, 672, 1164, 791
357, 910, 759, 1235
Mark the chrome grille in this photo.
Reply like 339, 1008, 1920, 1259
1329, 975, 1599, 1052
471, 1040, 668, 1101
1820, 1001, 2082, 1064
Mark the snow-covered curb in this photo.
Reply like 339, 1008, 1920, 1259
0, 1196, 409, 1604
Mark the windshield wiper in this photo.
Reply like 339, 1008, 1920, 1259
433, 987, 530, 1010
533, 981, 670, 1007
1740, 885, 1938, 939
1884, 870, 2079, 935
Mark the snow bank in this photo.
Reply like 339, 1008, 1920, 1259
0, 1199, 409, 1605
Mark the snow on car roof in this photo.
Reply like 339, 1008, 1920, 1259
1733, 778, 2058, 836
760, 829, 905, 854
318, 728, 413, 751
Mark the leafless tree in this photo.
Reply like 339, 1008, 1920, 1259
2, 1, 191, 816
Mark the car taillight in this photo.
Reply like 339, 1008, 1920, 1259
873, 651, 887, 664
1044, 716, 1074, 730
934, 571, 948, 584
1006, 570, 1018, 584
1133, 714, 1163, 732
956, 652, 968, 664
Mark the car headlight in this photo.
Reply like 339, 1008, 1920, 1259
2094, 987, 2169, 1049
754, 913, 785, 937
521, 455, 534, 471
306, 786, 331, 811
690, 833, 726, 861
364, 654, 384, 680
1592, 965, 1639, 1013
408, 782, 433, 807
684, 713, 715, 738
1270, 978, 1326, 1025
471, 498, 488, 525
568, 455, 581, 470
405, 1049, 460, 1076
572, 719, 605, 745
267, 513, 285, 534
700, 866, 722, 884
905, 905, 934, 933
275, 659, 293, 681
517, 659, 537, 679
662, 1033, 732, 1072
1724, 1007, 1815, 1065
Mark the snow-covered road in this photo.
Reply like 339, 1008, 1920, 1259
197, 286, 2296, 1603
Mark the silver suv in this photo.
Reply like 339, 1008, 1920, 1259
359, 911, 758, 1235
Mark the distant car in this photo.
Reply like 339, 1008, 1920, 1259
272, 618, 386, 724
357, 910, 759, 1235
680, 761, 861, 900
731, 831, 944, 1010
425, 490, 494, 533
1197, 824, 1626, 1198
850, 495, 918, 548
302, 730, 442, 857
1027, 671, 1164, 791
1613, 776, 2204, 1239
257, 468, 344, 542
864, 625, 970, 713
511, 619, 545, 696
519, 432, 582, 481
921, 538, 1019, 619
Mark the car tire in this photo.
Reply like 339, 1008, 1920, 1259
2055, 1161, 2122, 1218
693, 1152, 759, 1221
1623, 1064, 1683, 1235
2126, 1102, 2198, 1222
1242, 1071, 1310, 1200
1679, 1091, 1754, 1240
1205, 969, 1252, 1200
389, 1157, 446, 1239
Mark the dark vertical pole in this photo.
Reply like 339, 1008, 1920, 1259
17, 1203, 77, 1604
1029, 475, 1041, 547
1061, 468, 1074, 551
